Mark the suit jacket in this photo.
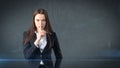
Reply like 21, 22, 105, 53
23, 31, 62, 68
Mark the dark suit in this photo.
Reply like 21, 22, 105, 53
23, 31, 62, 68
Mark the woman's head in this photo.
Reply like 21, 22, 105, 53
23, 9, 53, 44
32, 9, 53, 33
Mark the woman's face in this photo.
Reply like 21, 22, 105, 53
34, 14, 46, 30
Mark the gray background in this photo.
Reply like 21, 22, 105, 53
0, 0, 120, 68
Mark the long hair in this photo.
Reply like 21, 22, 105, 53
23, 9, 53, 45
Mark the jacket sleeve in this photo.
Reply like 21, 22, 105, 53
53, 32, 63, 59
23, 31, 39, 59
52, 32, 63, 68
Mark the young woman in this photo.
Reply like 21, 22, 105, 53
23, 9, 62, 68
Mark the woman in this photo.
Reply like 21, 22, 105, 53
23, 9, 62, 68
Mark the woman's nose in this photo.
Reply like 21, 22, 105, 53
39, 21, 42, 25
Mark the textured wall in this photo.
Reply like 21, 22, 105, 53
0, 0, 120, 68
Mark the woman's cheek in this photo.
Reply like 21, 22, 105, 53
35, 22, 39, 28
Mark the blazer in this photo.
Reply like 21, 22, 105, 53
23, 31, 63, 68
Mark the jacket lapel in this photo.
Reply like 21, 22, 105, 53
42, 34, 50, 53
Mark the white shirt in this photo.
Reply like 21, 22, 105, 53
34, 31, 47, 65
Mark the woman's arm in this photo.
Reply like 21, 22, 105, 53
53, 32, 63, 59
23, 31, 39, 59
53, 32, 63, 68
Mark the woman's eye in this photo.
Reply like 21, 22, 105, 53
36, 19, 39, 21
42, 19, 45, 22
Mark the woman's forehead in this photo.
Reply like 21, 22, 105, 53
35, 14, 45, 19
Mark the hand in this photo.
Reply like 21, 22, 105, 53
37, 29, 46, 40
34, 26, 46, 46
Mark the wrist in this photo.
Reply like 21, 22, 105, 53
34, 39, 39, 46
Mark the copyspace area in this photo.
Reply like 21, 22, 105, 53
0, 0, 120, 68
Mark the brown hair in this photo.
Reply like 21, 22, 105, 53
23, 9, 53, 45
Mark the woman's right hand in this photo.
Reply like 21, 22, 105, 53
36, 29, 46, 40
34, 26, 46, 47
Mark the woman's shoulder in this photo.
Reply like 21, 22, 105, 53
23, 31, 29, 35
49, 32, 58, 39
50, 31, 56, 36
23, 30, 30, 38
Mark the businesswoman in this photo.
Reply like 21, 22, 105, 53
23, 9, 62, 68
